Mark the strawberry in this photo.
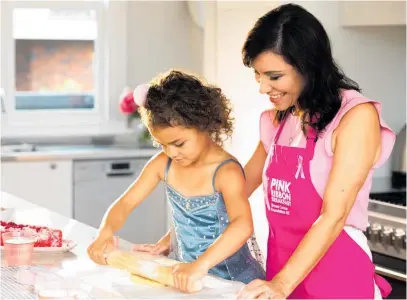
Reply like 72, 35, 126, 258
0, 221, 63, 247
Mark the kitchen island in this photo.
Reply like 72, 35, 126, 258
0, 191, 243, 299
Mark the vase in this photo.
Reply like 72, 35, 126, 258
128, 118, 153, 148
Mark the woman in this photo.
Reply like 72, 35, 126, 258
237, 3, 395, 300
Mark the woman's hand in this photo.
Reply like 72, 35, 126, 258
237, 279, 287, 299
87, 231, 116, 265
172, 261, 208, 293
132, 241, 170, 256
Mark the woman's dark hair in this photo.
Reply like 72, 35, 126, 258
140, 69, 234, 146
242, 3, 361, 134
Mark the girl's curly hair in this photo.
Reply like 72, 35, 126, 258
139, 69, 234, 146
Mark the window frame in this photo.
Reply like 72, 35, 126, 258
0, 0, 109, 127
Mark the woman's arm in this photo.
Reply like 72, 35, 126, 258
132, 229, 171, 255
272, 103, 381, 296
244, 141, 268, 198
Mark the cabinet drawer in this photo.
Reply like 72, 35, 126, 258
74, 159, 146, 182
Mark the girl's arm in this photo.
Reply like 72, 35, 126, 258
194, 161, 255, 271
99, 151, 166, 234
270, 103, 382, 296
88, 152, 167, 264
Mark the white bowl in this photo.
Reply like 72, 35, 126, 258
0, 207, 15, 221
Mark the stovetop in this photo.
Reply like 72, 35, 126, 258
369, 176, 406, 207
366, 177, 406, 261
369, 191, 406, 207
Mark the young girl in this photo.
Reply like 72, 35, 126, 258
87, 69, 265, 293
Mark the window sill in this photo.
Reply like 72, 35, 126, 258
1, 120, 132, 140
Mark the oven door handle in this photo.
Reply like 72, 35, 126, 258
375, 266, 407, 282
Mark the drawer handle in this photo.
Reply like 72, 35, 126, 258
106, 172, 134, 177
375, 266, 407, 281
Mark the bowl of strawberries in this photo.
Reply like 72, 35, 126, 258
0, 221, 76, 253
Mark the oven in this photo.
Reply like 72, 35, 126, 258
373, 252, 406, 299
368, 183, 406, 299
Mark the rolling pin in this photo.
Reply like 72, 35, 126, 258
106, 250, 203, 293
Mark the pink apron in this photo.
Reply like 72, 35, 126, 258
264, 119, 392, 299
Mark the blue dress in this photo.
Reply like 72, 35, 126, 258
165, 158, 265, 284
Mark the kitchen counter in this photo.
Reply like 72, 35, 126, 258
0, 191, 243, 299
1, 145, 160, 162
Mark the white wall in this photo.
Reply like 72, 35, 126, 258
121, 1, 203, 121
205, 0, 406, 255
112, 1, 204, 146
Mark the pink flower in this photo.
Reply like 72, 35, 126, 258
119, 87, 138, 115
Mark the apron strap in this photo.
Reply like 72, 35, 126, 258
274, 117, 288, 144
274, 114, 318, 159
164, 158, 172, 182
306, 126, 318, 159
212, 159, 245, 192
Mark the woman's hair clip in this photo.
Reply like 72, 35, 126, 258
133, 83, 150, 107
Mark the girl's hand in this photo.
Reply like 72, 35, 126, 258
172, 262, 208, 293
132, 241, 170, 256
237, 279, 287, 299
87, 231, 115, 265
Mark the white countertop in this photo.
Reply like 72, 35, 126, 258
0, 191, 243, 299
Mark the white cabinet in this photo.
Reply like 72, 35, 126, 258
73, 159, 167, 244
1, 160, 73, 217
339, 1, 406, 27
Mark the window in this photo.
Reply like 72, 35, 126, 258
1, 1, 107, 126
14, 8, 96, 110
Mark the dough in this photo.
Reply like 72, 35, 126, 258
130, 273, 166, 287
